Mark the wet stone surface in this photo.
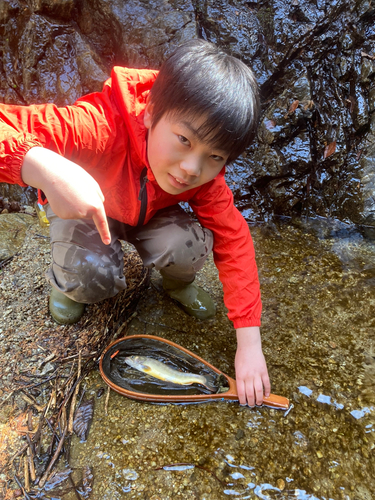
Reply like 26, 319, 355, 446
1, 0, 375, 225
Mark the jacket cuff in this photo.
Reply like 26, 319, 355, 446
232, 317, 261, 329
11, 138, 43, 187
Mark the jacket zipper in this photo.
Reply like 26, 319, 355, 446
137, 167, 148, 226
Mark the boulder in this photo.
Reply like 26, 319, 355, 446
0, 0, 374, 225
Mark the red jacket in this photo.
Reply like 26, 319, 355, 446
0, 67, 261, 328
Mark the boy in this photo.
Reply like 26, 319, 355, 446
0, 40, 270, 407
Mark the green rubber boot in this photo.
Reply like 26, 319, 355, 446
162, 276, 216, 320
49, 288, 86, 325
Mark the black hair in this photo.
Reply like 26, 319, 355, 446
148, 39, 260, 164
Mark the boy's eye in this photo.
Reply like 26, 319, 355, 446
178, 135, 190, 145
210, 154, 224, 162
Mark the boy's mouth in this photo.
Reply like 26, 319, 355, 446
169, 173, 190, 188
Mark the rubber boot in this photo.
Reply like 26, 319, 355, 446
162, 276, 216, 320
49, 288, 86, 325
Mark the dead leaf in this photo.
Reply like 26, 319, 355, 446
361, 51, 375, 60
77, 465, 94, 499
288, 100, 299, 114
73, 398, 94, 442
44, 468, 72, 491
303, 100, 314, 110
324, 141, 337, 159
265, 119, 276, 130
346, 96, 355, 113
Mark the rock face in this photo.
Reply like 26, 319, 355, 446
0, 0, 374, 225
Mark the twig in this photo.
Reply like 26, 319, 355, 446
11, 374, 59, 390
27, 368, 58, 379
39, 427, 67, 488
27, 410, 33, 432
0, 255, 14, 270
113, 312, 137, 339
13, 474, 31, 500
33, 411, 46, 458
64, 433, 72, 464
20, 392, 45, 412
25, 434, 34, 458
58, 352, 95, 363
77, 388, 86, 409
27, 442, 36, 483
104, 386, 110, 415
0, 444, 28, 474
58, 357, 93, 415
45, 416, 60, 442
68, 351, 82, 434
0, 390, 15, 410
24, 455, 30, 492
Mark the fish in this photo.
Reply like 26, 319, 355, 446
124, 355, 214, 391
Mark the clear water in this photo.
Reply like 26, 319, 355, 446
67, 217, 375, 499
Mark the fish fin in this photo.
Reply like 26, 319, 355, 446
203, 383, 216, 393
140, 363, 152, 373
202, 376, 216, 393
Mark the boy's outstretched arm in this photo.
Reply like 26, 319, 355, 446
21, 147, 111, 245
235, 326, 271, 407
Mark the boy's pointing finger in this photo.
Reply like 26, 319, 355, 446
92, 209, 111, 246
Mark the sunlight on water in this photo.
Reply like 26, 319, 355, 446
68, 218, 374, 499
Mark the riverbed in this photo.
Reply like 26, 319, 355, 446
64, 217, 375, 499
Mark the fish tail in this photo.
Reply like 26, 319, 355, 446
201, 375, 216, 393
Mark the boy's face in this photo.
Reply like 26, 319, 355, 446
144, 104, 228, 195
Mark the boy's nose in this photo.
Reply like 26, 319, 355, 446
180, 156, 202, 177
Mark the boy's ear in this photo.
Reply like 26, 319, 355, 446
144, 95, 153, 129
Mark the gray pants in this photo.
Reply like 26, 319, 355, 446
45, 204, 213, 304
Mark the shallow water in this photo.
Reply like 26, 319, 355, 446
68, 217, 374, 499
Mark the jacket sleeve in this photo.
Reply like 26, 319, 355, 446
0, 86, 118, 187
189, 172, 262, 329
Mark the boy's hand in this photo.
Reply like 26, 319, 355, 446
22, 147, 111, 245
235, 326, 271, 407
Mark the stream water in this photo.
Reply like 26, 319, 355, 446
67, 217, 374, 499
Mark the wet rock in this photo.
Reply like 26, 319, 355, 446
337, 124, 375, 226
360, 56, 375, 84
235, 428, 245, 440
0, 213, 31, 261
0, 0, 375, 226
32, 0, 74, 20
73, 0, 196, 69
0, 184, 36, 207
195, 0, 263, 64
2, 12, 109, 106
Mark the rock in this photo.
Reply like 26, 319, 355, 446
0, 0, 374, 226
276, 478, 285, 490
0, 213, 31, 262
73, 0, 196, 69
0, 185, 37, 207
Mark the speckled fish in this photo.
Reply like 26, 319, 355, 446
124, 355, 214, 391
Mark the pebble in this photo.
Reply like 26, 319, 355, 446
276, 479, 286, 490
